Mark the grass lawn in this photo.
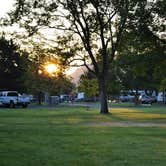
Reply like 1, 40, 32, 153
0, 105, 166, 166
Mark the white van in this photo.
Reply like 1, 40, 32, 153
157, 92, 166, 103
76, 92, 85, 101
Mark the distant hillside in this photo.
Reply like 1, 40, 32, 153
69, 66, 87, 85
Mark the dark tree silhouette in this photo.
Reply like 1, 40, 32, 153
0, 36, 29, 92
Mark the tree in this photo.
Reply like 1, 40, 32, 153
24, 44, 75, 96
159, 78, 166, 104
106, 62, 121, 97
115, 8, 166, 93
78, 73, 98, 100
6, 0, 157, 113
160, 79, 166, 92
0, 36, 30, 92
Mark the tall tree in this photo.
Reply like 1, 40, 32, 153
115, 1, 166, 93
6, 0, 156, 113
0, 36, 30, 92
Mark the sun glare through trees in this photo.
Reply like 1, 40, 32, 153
45, 63, 58, 74
37, 62, 60, 77
44, 63, 59, 76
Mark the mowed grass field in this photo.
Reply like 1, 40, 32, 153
0, 105, 166, 166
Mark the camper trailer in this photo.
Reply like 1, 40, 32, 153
157, 92, 166, 103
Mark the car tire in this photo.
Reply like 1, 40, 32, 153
22, 103, 28, 108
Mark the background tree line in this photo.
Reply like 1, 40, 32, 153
0, 35, 74, 96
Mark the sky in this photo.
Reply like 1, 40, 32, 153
0, 0, 79, 76
0, 0, 14, 17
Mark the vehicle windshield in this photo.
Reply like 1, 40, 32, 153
7, 92, 18, 97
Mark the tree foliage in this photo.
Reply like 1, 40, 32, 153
0, 35, 74, 95
0, 36, 30, 92
78, 73, 98, 99
24, 44, 75, 95
115, 3, 166, 92
160, 79, 166, 92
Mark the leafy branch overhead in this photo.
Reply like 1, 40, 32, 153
5, 1, 164, 68
5, 1, 138, 72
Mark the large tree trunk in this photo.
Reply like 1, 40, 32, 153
99, 77, 109, 114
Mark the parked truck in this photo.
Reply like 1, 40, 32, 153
0, 91, 30, 108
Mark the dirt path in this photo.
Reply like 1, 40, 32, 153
85, 122, 166, 127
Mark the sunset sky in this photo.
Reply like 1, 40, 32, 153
0, 0, 79, 76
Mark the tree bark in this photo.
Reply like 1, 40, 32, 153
99, 77, 109, 114
134, 89, 140, 106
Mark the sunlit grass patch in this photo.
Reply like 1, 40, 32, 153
67, 117, 83, 124
111, 108, 166, 123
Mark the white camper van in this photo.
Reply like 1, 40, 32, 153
157, 92, 166, 103
76, 92, 85, 101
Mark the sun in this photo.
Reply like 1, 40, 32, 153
45, 63, 58, 75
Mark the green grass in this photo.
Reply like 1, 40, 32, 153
0, 106, 166, 166
110, 107, 166, 123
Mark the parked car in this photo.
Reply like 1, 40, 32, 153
60, 94, 70, 102
138, 95, 156, 104
119, 94, 135, 102
0, 91, 30, 108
